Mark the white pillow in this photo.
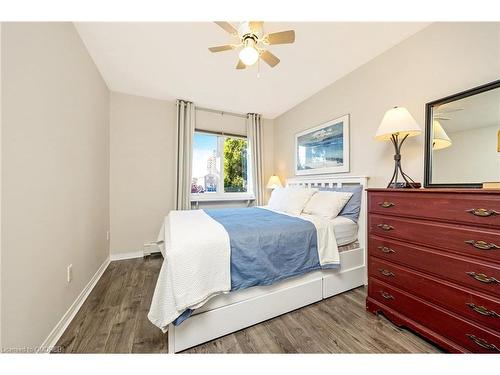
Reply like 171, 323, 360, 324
267, 187, 288, 211
268, 187, 318, 215
303, 191, 353, 219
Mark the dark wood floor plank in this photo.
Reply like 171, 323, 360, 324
233, 327, 262, 353
309, 303, 365, 353
232, 319, 284, 353
190, 333, 243, 354
321, 293, 404, 353
261, 319, 299, 353
272, 314, 323, 353
131, 257, 168, 353
73, 261, 130, 353
104, 259, 146, 353
55, 257, 441, 354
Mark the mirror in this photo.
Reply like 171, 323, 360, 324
424, 80, 500, 188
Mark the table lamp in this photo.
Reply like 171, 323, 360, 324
432, 120, 452, 150
266, 175, 283, 189
375, 106, 422, 188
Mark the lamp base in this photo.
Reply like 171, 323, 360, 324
388, 182, 421, 189
386, 133, 419, 189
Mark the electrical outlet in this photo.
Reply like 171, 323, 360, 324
67, 264, 73, 283
106, 230, 110, 241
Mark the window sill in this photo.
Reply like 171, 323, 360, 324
190, 194, 255, 203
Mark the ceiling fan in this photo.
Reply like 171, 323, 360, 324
208, 21, 295, 69
433, 107, 464, 121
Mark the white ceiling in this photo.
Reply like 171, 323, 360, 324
436, 87, 500, 133
75, 22, 430, 119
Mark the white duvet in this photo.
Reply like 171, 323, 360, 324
147, 207, 340, 332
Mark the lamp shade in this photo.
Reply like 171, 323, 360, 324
266, 175, 283, 189
432, 120, 452, 150
375, 106, 422, 141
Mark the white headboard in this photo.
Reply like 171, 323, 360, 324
286, 175, 369, 283
286, 175, 368, 190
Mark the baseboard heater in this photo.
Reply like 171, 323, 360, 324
143, 240, 164, 257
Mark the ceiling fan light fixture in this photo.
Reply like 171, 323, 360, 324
210, 22, 296, 70
239, 38, 259, 66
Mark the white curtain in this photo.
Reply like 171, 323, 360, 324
247, 113, 264, 206
176, 100, 196, 210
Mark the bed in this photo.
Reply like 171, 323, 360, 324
149, 175, 368, 353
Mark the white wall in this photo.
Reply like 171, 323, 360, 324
109, 93, 274, 255
109, 92, 176, 256
1, 23, 110, 349
432, 125, 500, 184
273, 23, 500, 187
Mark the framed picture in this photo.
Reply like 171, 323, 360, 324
295, 114, 350, 175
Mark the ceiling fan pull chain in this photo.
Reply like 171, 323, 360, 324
220, 111, 225, 136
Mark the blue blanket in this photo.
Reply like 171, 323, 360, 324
173, 207, 337, 325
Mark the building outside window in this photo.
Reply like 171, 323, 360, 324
191, 131, 252, 200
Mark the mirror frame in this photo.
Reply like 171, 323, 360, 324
424, 79, 500, 188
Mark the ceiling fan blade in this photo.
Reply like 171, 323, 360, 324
236, 59, 246, 69
208, 45, 234, 53
434, 107, 464, 114
266, 30, 295, 45
260, 50, 280, 67
249, 21, 264, 34
214, 21, 238, 35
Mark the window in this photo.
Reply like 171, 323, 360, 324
191, 131, 252, 199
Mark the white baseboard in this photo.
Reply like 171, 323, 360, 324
110, 249, 161, 261
39, 256, 111, 353
110, 250, 144, 261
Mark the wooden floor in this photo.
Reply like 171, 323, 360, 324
55, 256, 441, 353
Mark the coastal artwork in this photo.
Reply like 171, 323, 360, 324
295, 115, 349, 175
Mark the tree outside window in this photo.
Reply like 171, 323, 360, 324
224, 137, 247, 193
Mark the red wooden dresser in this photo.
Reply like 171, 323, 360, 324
366, 188, 500, 353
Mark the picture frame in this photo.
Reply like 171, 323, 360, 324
295, 114, 350, 175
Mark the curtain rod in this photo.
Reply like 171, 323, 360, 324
196, 106, 247, 119
195, 129, 247, 139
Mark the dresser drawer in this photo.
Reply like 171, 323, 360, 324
369, 257, 500, 331
368, 278, 500, 353
368, 191, 500, 229
369, 235, 500, 296
369, 214, 500, 264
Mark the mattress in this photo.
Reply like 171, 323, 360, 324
158, 212, 358, 257
332, 216, 358, 246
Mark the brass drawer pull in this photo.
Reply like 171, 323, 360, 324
466, 272, 499, 284
465, 334, 500, 352
465, 303, 500, 318
465, 208, 499, 217
378, 246, 395, 254
378, 268, 395, 277
377, 224, 394, 231
379, 201, 395, 208
380, 291, 394, 300
465, 240, 500, 250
